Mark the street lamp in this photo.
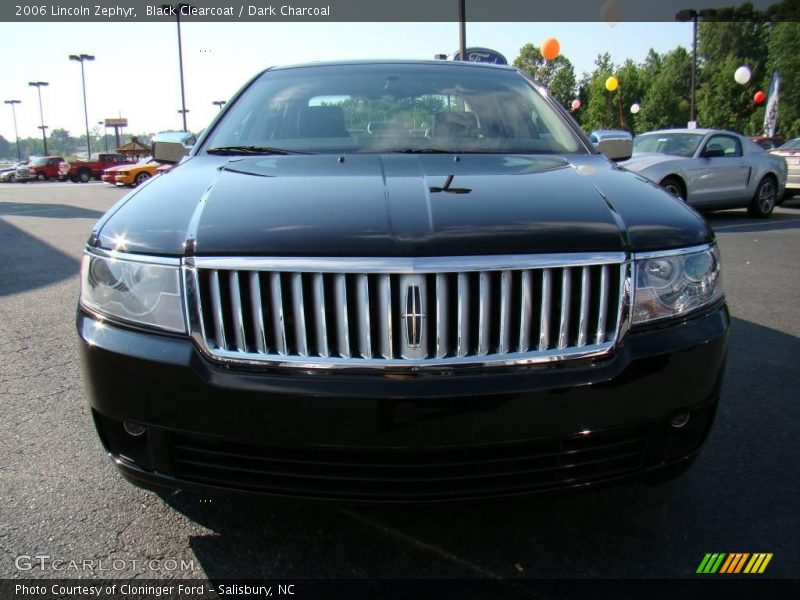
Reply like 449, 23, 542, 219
98, 121, 108, 153
69, 53, 95, 157
212, 100, 226, 111
4, 100, 22, 162
162, 3, 191, 131
676, 8, 717, 124
28, 82, 49, 155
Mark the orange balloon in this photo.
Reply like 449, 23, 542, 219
541, 37, 560, 61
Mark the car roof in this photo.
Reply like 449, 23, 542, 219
637, 128, 731, 136
268, 59, 516, 73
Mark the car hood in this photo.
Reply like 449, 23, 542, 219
95, 153, 710, 256
619, 152, 681, 172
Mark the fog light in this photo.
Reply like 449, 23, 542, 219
123, 421, 146, 437
670, 413, 691, 428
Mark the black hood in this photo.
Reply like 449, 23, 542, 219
95, 153, 711, 256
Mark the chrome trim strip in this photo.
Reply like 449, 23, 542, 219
596, 264, 609, 345
498, 270, 512, 354
435, 274, 448, 358
558, 267, 571, 350
356, 274, 371, 359
477, 271, 491, 356
334, 274, 350, 358
539, 269, 551, 351
86, 247, 181, 266
633, 243, 712, 260
377, 274, 392, 359
191, 252, 627, 273
456, 272, 470, 357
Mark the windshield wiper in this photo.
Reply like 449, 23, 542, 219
206, 145, 309, 156
387, 148, 458, 154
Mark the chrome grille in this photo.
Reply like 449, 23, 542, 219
185, 255, 630, 369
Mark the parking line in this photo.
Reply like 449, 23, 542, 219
712, 218, 800, 231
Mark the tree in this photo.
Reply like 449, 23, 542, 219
579, 53, 618, 132
638, 47, 692, 131
0, 135, 11, 160
513, 44, 577, 109
766, 21, 800, 137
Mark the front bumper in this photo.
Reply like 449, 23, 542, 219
78, 304, 729, 503
114, 175, 134, 185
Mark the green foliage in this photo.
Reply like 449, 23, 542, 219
767, 21, 800, 137
513, 44, 577, 109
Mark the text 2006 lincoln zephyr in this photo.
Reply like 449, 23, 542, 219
78, 60, 728, 503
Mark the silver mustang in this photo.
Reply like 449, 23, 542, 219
621, 128, 788, 218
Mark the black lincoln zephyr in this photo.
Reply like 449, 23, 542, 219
78, 61, 728, 503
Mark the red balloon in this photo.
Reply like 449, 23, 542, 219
754, 90, 766, 104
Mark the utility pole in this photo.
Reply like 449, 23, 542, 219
4, 100, 22, 162
28, 82, 49, 155
69, 54, 96, 157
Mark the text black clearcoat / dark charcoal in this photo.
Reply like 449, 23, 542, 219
79, 61, 728, 504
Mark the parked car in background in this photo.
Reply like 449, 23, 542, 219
0, 162, 23, 183
748, 135, 785, 151
79, 60, 729, 504
621, 129, 787, 217
60, 153, 132, 183
769, 138, 800, 197
113, 160, 160, 187
16, 156, 65, 182
114, 132, 194, 186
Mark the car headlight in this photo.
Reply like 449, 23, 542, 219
633, 245, 723, 325
80, 251, 186, 333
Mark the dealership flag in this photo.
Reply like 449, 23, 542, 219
763, 70, 780, 137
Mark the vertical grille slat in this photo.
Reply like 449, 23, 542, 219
577, 266, 591, 347
228, 271, 246, 352
539, 269, 552, 351
291, 273, 308, 357
477, 271, 491, 356
435, 274, 448, 358
334, 274, 350, 358
209, 270, 227, 350
596, 265, 609, 345
377, 274, 393, 359
498, 270, 512, 354
356, 274, 372, 359
456, 273, 470, 357
270, 272, 288, 355
558, 268, 572, 350
312, 273, 329, 357
249, 272, 268, 354
193, 256, 627, 365
519, 270, 532, 352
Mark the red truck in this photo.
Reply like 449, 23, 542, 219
59, 153, 132, 183
16, 156, 66, 182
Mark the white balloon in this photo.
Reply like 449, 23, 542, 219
734, 65, 752, 85
630, 103, 641, 114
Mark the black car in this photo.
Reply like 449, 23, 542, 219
78, 60, 728, 504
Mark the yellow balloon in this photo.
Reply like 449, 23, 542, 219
605, 76, 619, 92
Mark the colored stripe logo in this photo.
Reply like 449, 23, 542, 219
696, 553, 773, 574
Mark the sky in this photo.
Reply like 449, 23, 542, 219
0, 21, 692, 142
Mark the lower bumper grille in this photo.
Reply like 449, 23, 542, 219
170, 425, 651, 501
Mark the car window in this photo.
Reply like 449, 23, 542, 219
632, 133, 704, 157
204, 64, 583, 155
704, 135, 742, 157
780, 139, 800, 150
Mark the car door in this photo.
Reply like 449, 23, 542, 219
692, 135, 751, 205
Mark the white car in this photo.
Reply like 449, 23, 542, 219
621, 128, 788, 217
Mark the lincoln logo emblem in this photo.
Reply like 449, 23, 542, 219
402, 284, 425, 348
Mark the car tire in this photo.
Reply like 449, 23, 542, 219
79, 170, 92, 183
660, 176, 686, 201
748, 176, 777, 218
134, 172, 151, 187
70, 175, 80, 183
36, 173, 46, 182
9, 174, 15, 183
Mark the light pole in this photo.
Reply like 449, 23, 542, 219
163, 3, 191, 131
69, 53, 95, 157
98, 121, 108, 153
212, 100, 226, 111
4, 100, 22, 162
28, 82, 49, 155
458, 0, 466, 61
675, 8, 717, 124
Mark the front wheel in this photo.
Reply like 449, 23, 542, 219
748, 176, 777, 218
78, 170, 92, 183
133, 172, 151, 187
36, 173, 45, 182
660, 176, 686, 201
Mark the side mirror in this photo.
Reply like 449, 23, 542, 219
703, 146, 725, 158
596, 138, 633, 161
152, 141, 189, 163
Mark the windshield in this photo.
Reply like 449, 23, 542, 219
204, 63, 582, 155
779, 139, 800, 150
31, 157, 48, 165
633, 133, 704, 158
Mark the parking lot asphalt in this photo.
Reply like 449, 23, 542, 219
1, 181, 799, 584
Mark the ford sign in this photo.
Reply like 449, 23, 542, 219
450, 47, 508, 65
